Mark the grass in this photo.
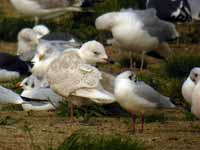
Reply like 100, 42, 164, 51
145, 113, 168, 124
0, 116, 18, 125
57, 102, 128, 120
164, 54, 200, 79
184, 111, 198, 121
58, 129, 146, 150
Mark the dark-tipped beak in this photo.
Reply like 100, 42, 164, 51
107, 58, 114, 64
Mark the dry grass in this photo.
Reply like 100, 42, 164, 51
0, 109, 199, 150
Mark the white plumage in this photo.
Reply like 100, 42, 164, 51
96, 8, 179, 69
47, 50, 115, 105
114, 71, 175, 132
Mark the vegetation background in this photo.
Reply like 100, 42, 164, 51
0, 0, 200, 150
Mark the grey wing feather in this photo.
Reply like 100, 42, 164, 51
135, 81, 174, 108
32, 0, 82, 9
136, 8, 179, 42
100, 71, 115, 93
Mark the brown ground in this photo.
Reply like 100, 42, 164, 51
0, 41, 200, 150
1, 1, 200, 149
0, 108, 200, 150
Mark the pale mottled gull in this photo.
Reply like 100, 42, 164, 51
46, 46, 115, 118
10, 0, 96, 24
31, 40, 109, 78
146, 0, 192, 22
114, 71, 175, 133
95, 8, 179, 70
181, 67, 200, 105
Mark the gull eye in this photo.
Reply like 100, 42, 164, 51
128, 75, 132, 80
94, 51, 100, 55
25, 82, 28, 86
31, 83, 34, 88
195, 73, 198, 77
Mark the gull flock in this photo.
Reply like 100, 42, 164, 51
0, 0, 199, 133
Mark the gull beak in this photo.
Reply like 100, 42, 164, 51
190, 76, 196, 83
38, 54, 44, 61
15, 82, 22, 89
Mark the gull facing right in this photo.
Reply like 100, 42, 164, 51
114, 71, 175, 133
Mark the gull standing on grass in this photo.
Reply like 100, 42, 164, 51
16, 75, 63, 111
181, 67, 200, 104
95, 8, 179, 70
10, 0, 97, 24
114, 71, 175, 133
46, 41, 115, 119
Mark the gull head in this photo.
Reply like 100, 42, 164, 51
32, 42, 60, 63
95, 12, 117, 30
33, 25, 50, 39
116, 71, 136, 81
17, 28, 39, 56
189, 67, 200, 84
17, 76, 41, 90
78, 40, 110, 64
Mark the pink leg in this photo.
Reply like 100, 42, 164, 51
131, 114, 136, 133
69, 103, 74, 121
140, 114, 145, 133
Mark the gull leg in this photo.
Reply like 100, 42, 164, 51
140, 51, 145, 71
131, 113, 136, 133
139, 114, 145, 133
69, 103, 75, 121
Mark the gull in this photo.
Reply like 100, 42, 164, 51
188, 0, 200, 20
0, 86, 23, 104
17, 28, 39, 61
114, 71, 175, 133
16, 75, 63, 111
33, 24, 50, 39
10, 0, 97, 24
191, 68, 200, 119
146, 0, 192, 22
181, 67, 200, 104
0, 52, 31, 81
95, 8, 179, 70
46, 41, 115, 118
31, 40, 110, 78
17, 25, 49, 61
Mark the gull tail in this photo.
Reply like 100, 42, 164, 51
154, 42, 173, 59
